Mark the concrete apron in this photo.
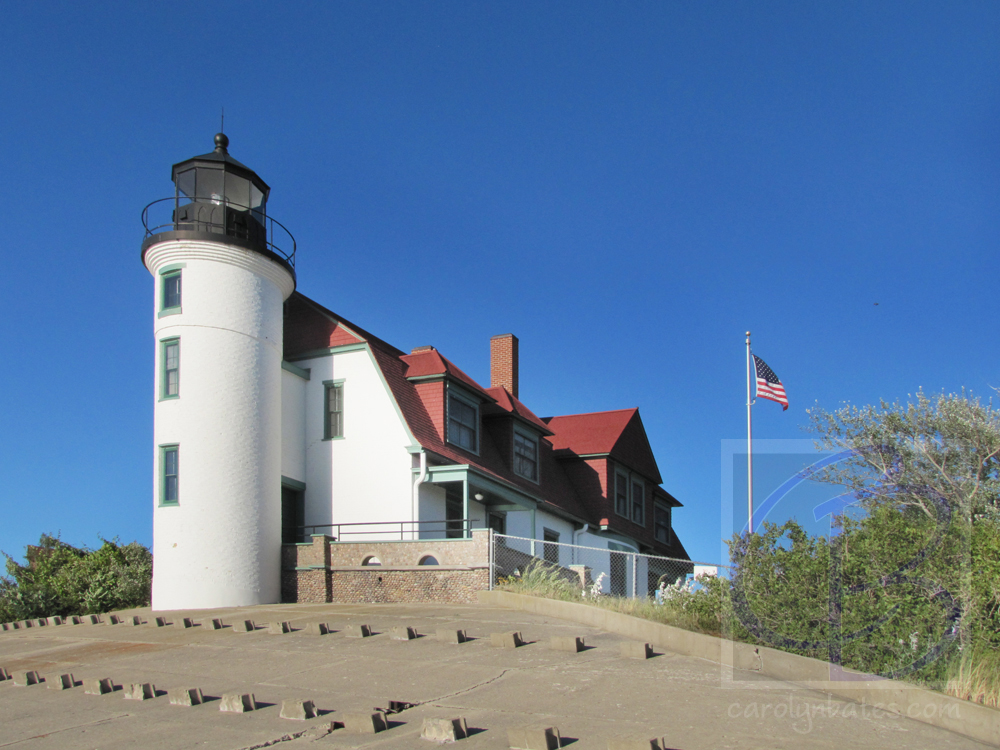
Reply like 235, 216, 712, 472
478, 590, 1000, 748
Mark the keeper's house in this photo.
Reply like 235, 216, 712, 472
142, 134, 690, 611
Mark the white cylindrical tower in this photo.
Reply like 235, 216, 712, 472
141, 134, 296, 610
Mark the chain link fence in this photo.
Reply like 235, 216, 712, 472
490, 533, 726, 599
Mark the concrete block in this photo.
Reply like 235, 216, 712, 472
343, 711, 387, 733
306, 622, 329, 635
422, 717, 468, 742
346, 624, 373, 638
21, 620, 34, 629
108, 615, 123, 625
491, 631, 524, 649
154, 617, 168, 627
209, 618, 224, 630
67, 616, 81, 625
86, 615, 101, 625
176, 617, 195, 629
13, 671, 40, 686
619, 642, 653, 660
0, 668, 10, 681
508, 726, 562, 750
128, 616, 143, 626
48, 673, 75, 690
550, 636, 584, 653
0, 623, 8, 631
85, 678, 113, 695
125, 682, 155, 700
280, 699, 317, 720
169, 687, 203, 706
234, 619, 255, 633
438, 628, 468, 644
220, 692, 257, 713
34, 618, 46, 626
606, 739, 663, 750
8, 622, 21, 630
47, 616, 63, 626
390, 626, 417, 641
269, 621, 291, 634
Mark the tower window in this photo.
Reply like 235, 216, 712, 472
324, 381, 344, 439
162, 271, 181, 311
161, 338, 179, 399
160, 445, 179, 506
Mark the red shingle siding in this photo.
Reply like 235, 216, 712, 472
413, 381, 445, 442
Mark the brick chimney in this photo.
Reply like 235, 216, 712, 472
490, 333, 519, 398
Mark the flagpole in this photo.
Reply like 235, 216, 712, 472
746, 331, 754, 534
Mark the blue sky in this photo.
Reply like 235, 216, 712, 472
1, 2, 999, 567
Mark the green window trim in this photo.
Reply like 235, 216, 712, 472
161, 270, 182, 312
157, 307, 182, 319
160, 337, 180, 400
281, 476, 307, 491
323, 380, 344, 440
159, 444, 179, 506
158, 263, 187, 274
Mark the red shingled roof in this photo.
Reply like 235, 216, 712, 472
483, 387, 552, 435
544, 409, 662, 485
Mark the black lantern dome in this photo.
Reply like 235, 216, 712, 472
142, 134, 295, 274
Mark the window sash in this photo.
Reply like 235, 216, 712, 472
162, 273, 181, 310
162, 340, 179, 398
162, 447, 179, 505
448, 393, 478, 452
654, 504, 671, 543
513, 432, 538, 481
325, 383, 344, 438
615, 474, 629, 516
631, 480, 644, 524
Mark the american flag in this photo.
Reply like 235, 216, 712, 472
753, 354, 788, 410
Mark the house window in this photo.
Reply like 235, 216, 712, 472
324, 381, 343, 439
631, 479, 645, 525
654, 502, 672, 544
447, 390, 478, 453
615, 472, 629, 517
160, 445, 179, 506
543, 528, 560, 565
162, 271, 181, 311
513, 430, 538, 481
161, 339, 179, 399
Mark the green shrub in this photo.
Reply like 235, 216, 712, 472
0, 534, 152, 621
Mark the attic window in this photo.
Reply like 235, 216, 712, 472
654, 502, 671, 544
447, 389, 478, 453
513, 429, 538, 482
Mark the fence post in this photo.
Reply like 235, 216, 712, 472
630, 554, 637, 599
488, 529, 494, 591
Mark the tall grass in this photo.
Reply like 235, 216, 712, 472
946, 644, 1000, 708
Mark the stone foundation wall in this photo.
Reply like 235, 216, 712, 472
282, 530, 491, 604
327, 568, 488, 604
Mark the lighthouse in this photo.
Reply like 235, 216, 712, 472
141, 134, 296, 610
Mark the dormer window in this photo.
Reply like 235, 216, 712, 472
513, 428, 538, 482
447, 388, 478, 453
